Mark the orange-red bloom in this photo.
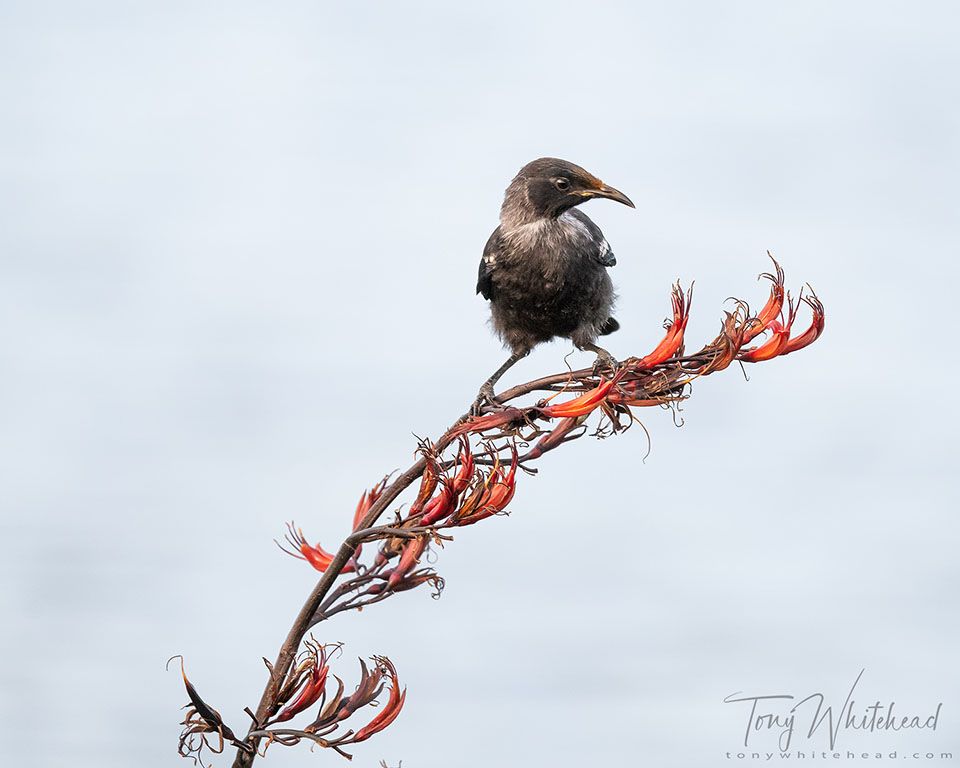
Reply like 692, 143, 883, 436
278, 523, 349, 573
451, 445, 518, 527
274, 644, 333, 723
633, 283, 691, 369
347, 478, 389, 565
352, 477, 388, 532
739, 287, 825, 362
450, 437, 475, 496
782, 291, 825, 355
386, 535, 429, 590
278, 472, 392, 574
483, 444, 518, 513
738, 319, 790, 362
540, 368, 627, 418
420, 438, 476, 525
738, 294, 796, 363
407, 450, 441, 518
419, 478, 455, 526
742, 257, 785, 343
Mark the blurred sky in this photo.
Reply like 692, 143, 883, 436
1, 2, 958, 767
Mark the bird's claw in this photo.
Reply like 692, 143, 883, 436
471, 383, 501, 417
593, 351, 619, 375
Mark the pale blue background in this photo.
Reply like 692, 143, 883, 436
2, 2, 958, 766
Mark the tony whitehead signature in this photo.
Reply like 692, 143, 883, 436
724, 670, 943, 751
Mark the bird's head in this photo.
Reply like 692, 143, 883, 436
502, 157, 635, 224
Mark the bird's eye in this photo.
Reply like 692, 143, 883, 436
554, 177, 570, 191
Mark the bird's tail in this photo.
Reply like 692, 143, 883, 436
599, 317, 620, 336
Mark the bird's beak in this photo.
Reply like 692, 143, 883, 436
580, 183, 635, 208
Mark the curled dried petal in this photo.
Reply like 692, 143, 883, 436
389, 569, 444, 596
173, 657, 227, 731
696, 311, 746, 374
523, 416, 587, 460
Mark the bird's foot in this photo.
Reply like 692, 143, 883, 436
471, 383, 501, 417
592, 350, 619, 376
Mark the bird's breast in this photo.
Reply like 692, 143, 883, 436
499, 216, 602, 282
502, 213, 590, 253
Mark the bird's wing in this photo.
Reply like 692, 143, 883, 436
569, 209, 617, 267
476, 227, 503, 300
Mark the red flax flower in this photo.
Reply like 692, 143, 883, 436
350, 657, 406, 743
632, 282, 691, 369
272, 642, 334, 724
738, 319, 790, 362
421, 438, 476, 525
407, 447, 441, 517
278, 523, 343, 573
418, 477, 456, 526
741, 257, 786, 343
450, 444, 519, 527
345, 476, 388, 564
738, 295, 796, 363
449, 437, 475, 495
477, 444, 518, 517
782, 290, 825, 355
540, 367, 628, 418
448, 445, 512, 526
449, 464, 496, 526
352, 477, 388, 531
385, 535, 429, 590
738, 287, 825, 362
277, 478, 388, 573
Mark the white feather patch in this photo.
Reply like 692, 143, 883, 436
559, 211, 592, 242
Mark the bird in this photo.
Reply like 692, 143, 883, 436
474, 157, 635, 411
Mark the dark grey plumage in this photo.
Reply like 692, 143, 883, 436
474, 157, 634, 410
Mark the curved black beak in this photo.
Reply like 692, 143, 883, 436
584, 183, 635, 208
